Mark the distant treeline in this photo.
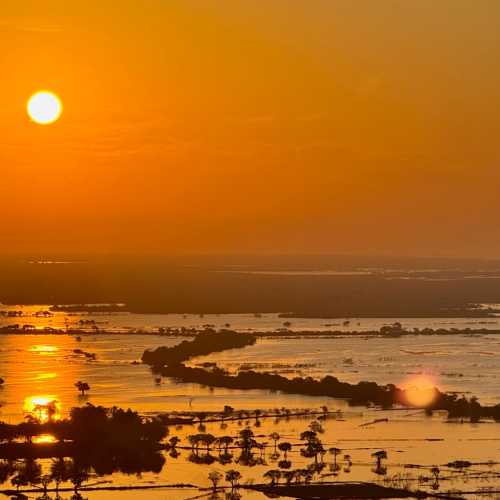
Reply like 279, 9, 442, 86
50, 304, 127, 313
4, 323, 500, 339
142, 330, 256, 365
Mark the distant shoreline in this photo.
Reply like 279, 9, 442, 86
2, 303, 498, 318
1, 326, 500, 338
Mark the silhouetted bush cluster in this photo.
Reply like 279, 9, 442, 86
0, 404, 167, 454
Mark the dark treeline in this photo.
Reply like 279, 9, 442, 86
50, 304, 127, 313
153, 363, 500, 422
4, 324, 500, 339
0, 404, 168, 493
248, 482, 426, 499
142, 330, 256, 365
0, 404, 167, 457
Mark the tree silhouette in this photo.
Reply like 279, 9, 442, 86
188, 434, 200, 452
218, 435, 234, 454
11, 459, 41, 490
269, 432, 280, 452
40, 474, 52, 496
0, 460, 13, 485
329, 447, 342, 471
300, 430, 317, 444
343, 454, 352, 473
67, 460, 90, 494
225, 469, 241, 490
278, 459, 292, 469
237, 428, 256, 452
50, 458, 70, 493
372, 450, 387, 468
431, 466, 440, 490
169, 436, 180, 449
278, 441, 292, 459
75, 381, 90, 396
309, 420, 323, 433
208, 470, 222, 492
264, 469, 281, 485
372, 450, 388, 476
202, 433, 216, 453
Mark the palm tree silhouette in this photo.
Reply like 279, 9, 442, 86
225, 469, 241, 490
278, 442, 292, 459
269, 432, 281, 452
50, 458, 70, 494
208, 470, 222, 492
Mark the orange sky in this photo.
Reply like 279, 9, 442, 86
1, 1, 500, 257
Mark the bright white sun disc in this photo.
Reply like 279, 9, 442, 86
27, 91, 63, 125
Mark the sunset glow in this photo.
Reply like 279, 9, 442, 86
1, 2, 498, 255
29, 344, 59, 354
1, 2, 499, 496
24, 395, 61, 423
27, 91, 62, 125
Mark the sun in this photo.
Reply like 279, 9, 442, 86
27, 90, 63, 125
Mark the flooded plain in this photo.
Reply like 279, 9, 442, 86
0, 306, 499, 498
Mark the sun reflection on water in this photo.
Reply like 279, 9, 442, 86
28, 344, 59, 354
33, 434, 57, 444
34, 372, 57, 380
24, 395, 61, 423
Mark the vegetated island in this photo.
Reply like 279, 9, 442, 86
0, 404, 166, 461
142, 331, 500, 422
0, 404, 175, 494
142, 330, 256, 365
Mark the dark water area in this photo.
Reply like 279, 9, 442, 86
3, 255, 500, 317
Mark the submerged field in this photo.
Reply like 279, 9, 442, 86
0, 308, 499, 499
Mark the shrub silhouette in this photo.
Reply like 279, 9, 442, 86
75, 381, 90, 396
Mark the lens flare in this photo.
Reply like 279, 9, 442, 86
400, 375, 439, 407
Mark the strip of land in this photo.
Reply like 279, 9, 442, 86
142, 331, 500, 422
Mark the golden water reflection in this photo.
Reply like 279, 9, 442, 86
28, 344, 59, 354
33, 434, 57, 444
24, 395, 61, 423
34, 372, 57, 381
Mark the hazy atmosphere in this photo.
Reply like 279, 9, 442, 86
1, 2, 500, 500
2, 0, 500, 256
